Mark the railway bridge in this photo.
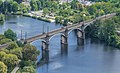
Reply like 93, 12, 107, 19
23, 13, 116, 62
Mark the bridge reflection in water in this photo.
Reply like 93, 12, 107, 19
24, 13, 116, 63
41, 28, 84, 63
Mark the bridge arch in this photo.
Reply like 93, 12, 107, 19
49, 33, 62, 41
30, 39, 46, 44
83, 23, 91, 30
68, 28, 83, 35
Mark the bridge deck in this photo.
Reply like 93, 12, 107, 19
26, 13, 116, 43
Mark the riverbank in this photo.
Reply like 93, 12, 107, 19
12, 11, 55, 23
85, 12, 120, 49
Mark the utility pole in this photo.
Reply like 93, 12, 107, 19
21, 30, 23, 40
25, 32, 27, 41
43, 24, 45, 34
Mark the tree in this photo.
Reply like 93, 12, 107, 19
0, 38, 12, 45
14, 0, 22, 4
30, 0, 38, 11
0, 52, 6, 61
43, 8, 49, 15
22, 44, 40, 61
19, 3, 31, 13
0, 0, 3, 7
10, 47, 22, 59
6, 42, 18, 50
71, 0, 78, 9
0, 61, 7, 73
12, 1, 19, 12
0, 14, 5, 21
87, 4, 97, 15
116, 9, 120, 16
4, 29, 17, 41
19, 61, 33, 68
21, 66, 36, 73
2, 54, 19, 68
4, 0, 14, 13
63, 18, 69, 26
0, 51, 19, 69
55, 16, 62, 24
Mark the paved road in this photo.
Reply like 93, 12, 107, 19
0, 43, 8, 49
11, 66, 19, 73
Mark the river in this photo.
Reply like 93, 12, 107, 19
0, 15, 120, 73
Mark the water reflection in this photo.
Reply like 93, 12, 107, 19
1, 15, 120, 73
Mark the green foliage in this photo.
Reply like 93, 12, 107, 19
16, 41, 24, 47
55, 16, 62, 24
43, 8, 49, 15
71, 0, 79, 9
22, 44, 40, 61
0, 38, 12, 45
0, 52, 6, 61
12, 1, 19, 12
6, 42, 18, 50
0, 61, 7, 73
86, 15, 120, 48
0, 14, 5, 21
116, 9, 120, 16
30, 0, 39, 11
0, 34, 5, 40
4, 29, 17, 41
19, 3, 31, 13
10, 47, 22, 59
2, 53, 19, 67
21, 66, 36, 73
63, 18, 69, 26
0, 51, 19, 68
19, 61, 33, 69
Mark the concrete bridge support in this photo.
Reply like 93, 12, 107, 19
41, 34, 49, 63
76, 30, 84, 45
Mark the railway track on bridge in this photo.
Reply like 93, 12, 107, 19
26, 13, 116, 43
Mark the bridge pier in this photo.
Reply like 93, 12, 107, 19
61, 28, 68, 44
41, 34, 49, 63
76, 30, 84, 45
61, 34, 68, 56
61, 28, 68, 55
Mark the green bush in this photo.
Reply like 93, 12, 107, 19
0, 14, 5, 21
0, 38, 12, 45
4, 29, 17, 41
0, 34, 5, 40
6, 42, 18, 50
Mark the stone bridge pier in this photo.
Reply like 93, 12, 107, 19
76, 29, 84, 45
41, 34, 49, 63
61, 28, 68, 55
41, 28, 85, 62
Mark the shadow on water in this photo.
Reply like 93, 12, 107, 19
7, 21, 17, 24
37, 31, 85, 69
0, 21, 4, 25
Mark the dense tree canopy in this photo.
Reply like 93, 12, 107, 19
0, 61, 7, 73
22, 44, 40, 61
4, 29, 17, 41
0, 51, 19, 69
